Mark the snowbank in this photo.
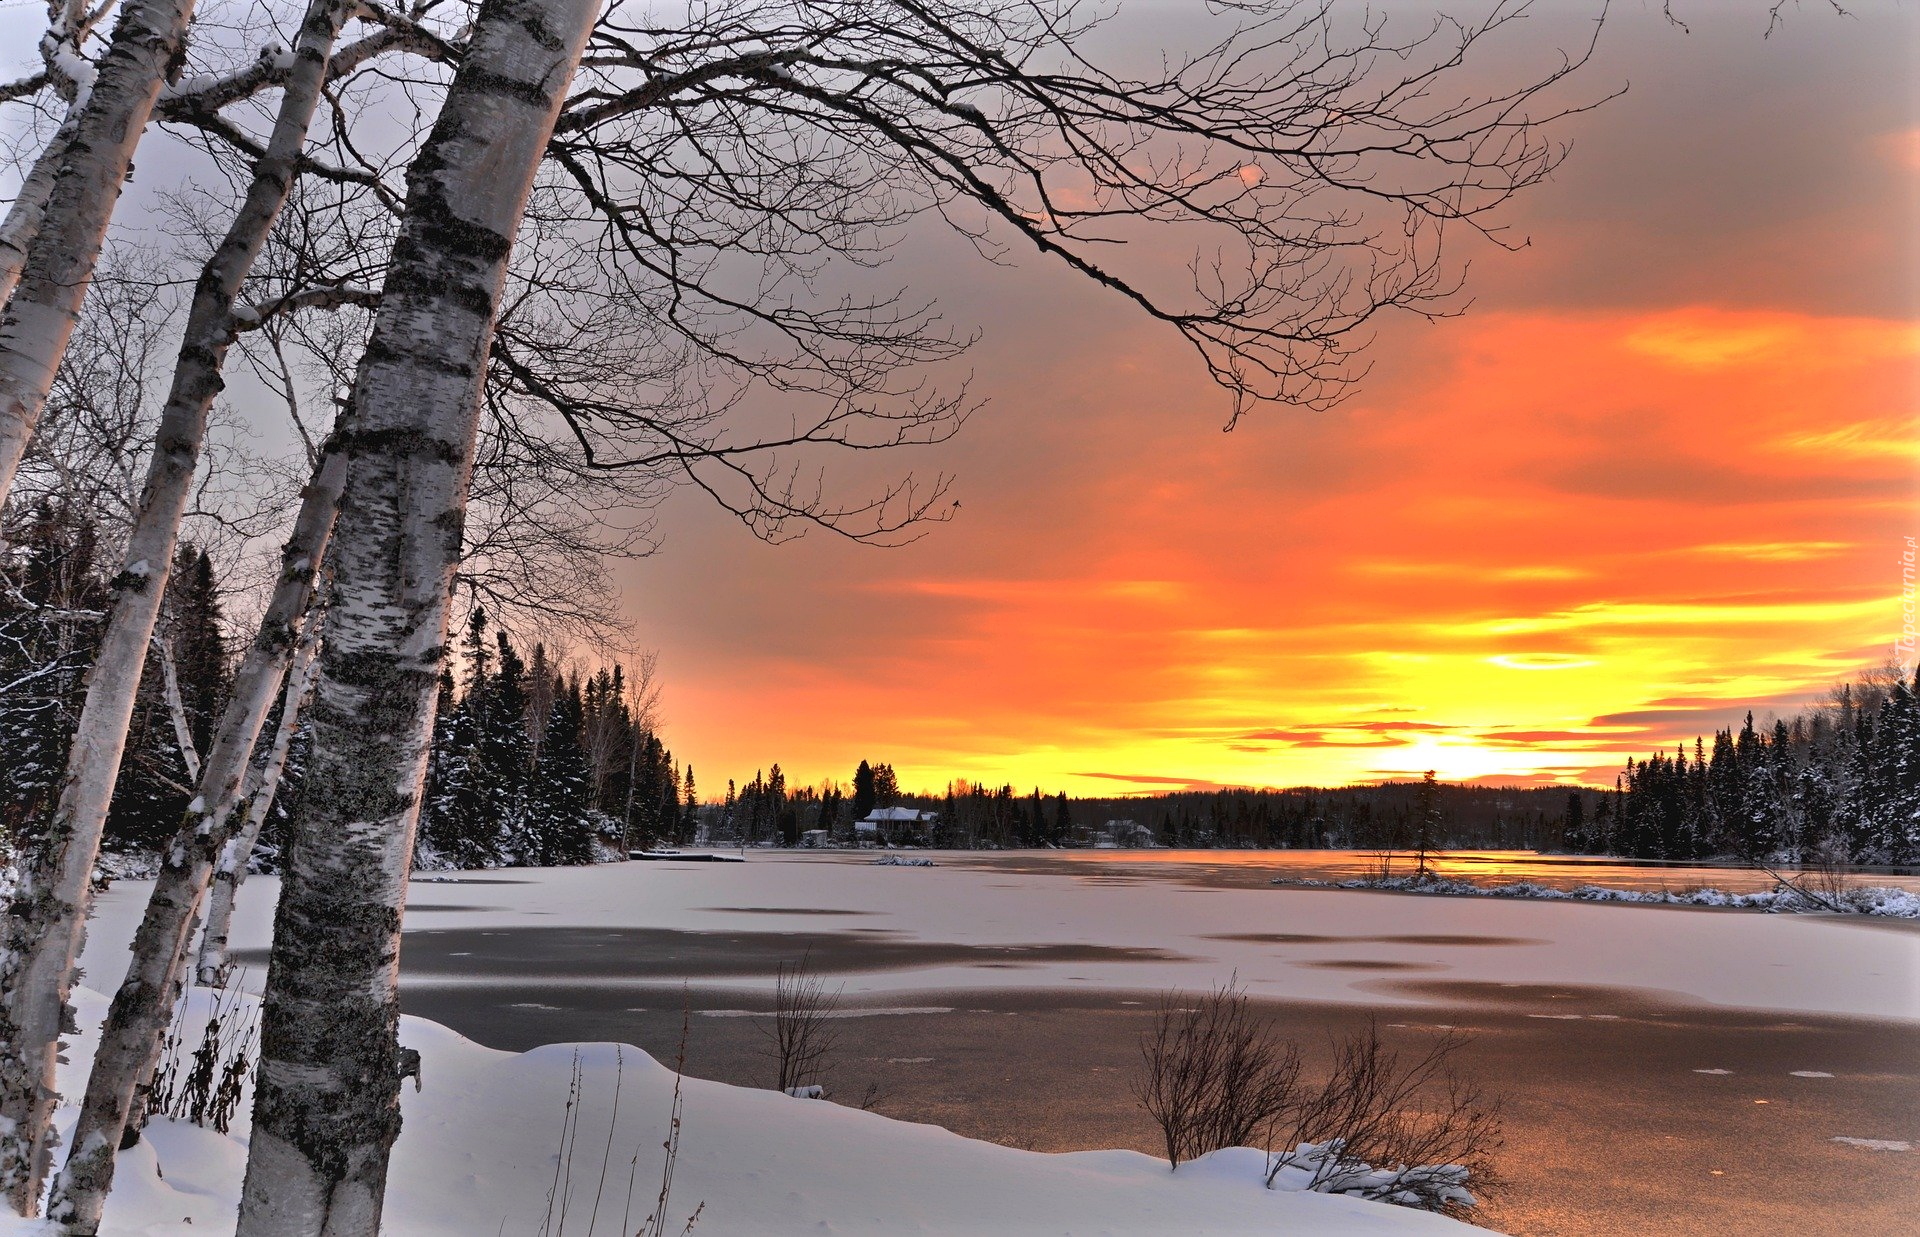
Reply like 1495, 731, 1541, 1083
1278, 874, 1920, 918
8, 987, 1478, 1237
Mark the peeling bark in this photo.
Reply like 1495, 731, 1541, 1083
196, 626, 323, 989
0, 0, 353, 1215
0, 0, 197, 513
44, 440, 347, 1235
233, 0, 598, 1232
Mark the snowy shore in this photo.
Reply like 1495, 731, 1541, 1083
1270, 872, 1920, 917
5, 986, 1477, 1237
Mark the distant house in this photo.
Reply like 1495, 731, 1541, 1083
855, 805, 936, 845
1096, 819, 1154, 849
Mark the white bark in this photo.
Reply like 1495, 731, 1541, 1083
0, 122, 77, 313
196, 625, 323, 988
153, 636, 203, 783
233, 0, 598, 1231
0, 0, 346, 1213
0, 0, 196, 513
45, 436, 347, 1234
0, 0, 102, 308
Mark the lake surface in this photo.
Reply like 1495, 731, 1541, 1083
88, 849, 1920, 1236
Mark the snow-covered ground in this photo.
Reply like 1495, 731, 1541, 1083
80, 851, 1920, 1023
11, 986, 1474, 1236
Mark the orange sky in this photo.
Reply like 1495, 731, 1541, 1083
614, 3, 1920, 798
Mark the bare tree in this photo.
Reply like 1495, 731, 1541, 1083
0, 0, 197, 516
221, 0, 1601, 1227
47, 437, 346, 1232
0, 0, 117, 307
232, 0, 601, 1229
760, 954, 844, 1095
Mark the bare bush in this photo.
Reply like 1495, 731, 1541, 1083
1133, 985, 1504, 1216
1266, 1021, 1504, 1217
1131, 978, 1301, 1168
761, 954, 844, 1096
143, 974, 257, 1137
1800, 834, 1855, 907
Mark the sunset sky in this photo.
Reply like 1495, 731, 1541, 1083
610, 2, 1919, 799
8, 0, 1896, 801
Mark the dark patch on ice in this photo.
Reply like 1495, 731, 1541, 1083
1366, 979, 1709, 1013
232, 926, 1195, 982
1291, 959, 1448, 972
1377, 934, 1547, 947
696, 907, 879, 916
1205, 932, 1544, 947
408, 877, 532, 885
403, 904, 500, 914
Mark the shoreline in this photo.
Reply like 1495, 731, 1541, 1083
1266, 872, 1920, 918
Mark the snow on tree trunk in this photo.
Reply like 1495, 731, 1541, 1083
45, 440, 348, 1235
0, 0, 195, 515
196, 625, 323, 989
0, 0, 347, 1213
232, 1, 597, 1231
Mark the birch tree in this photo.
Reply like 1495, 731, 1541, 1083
45, 438, 347, 1233
0, 0, 197, 512
0, 0, 363, 1212
233, 0, 598, 1229
194, 622, 323, 987
0, 0, 115, 308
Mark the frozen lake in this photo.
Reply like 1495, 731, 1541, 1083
83, 850, 1920, 1235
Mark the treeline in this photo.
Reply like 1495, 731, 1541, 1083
716, 758, 899, 846
1585, 667, 1920, 865
0, 506, 688, 871
1, 501, 232, 854
406, 611, 694, 867
719, 666, 1920, 864
702, 767, 1566, 852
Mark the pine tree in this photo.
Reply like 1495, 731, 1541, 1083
524, 679, 595, 865
851, 760, 876, 823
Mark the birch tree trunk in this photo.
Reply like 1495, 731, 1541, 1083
154, 637, 203, 783
0, 0, 100, 308
234, 1, 598, 1230
44, 439, 348, 1234
0, 123, 77, 313
196, 625, 323, 988
0, 0, 196, 511
0, 0, 349, 1213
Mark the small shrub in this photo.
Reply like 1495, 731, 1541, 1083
1132, 984, 1505, 1217
1266, 1020, 1503, 1216
761, 954, 842, 1095
1131, 978, 1300, 1167
144, 973, 257, 1134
